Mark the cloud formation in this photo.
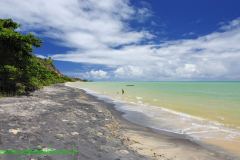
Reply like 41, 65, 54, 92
0, 0, 240, 80
0, 0, 151, 49
85, 70, 109, 80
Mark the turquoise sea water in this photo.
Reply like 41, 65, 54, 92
67, 81, 240, 155
77, 81, 240, 128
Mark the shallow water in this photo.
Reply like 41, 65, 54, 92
76, 82, 240, 127
66, 81, 240, 156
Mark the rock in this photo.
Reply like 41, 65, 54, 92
91, 117, 97, 121
100, 145, 113, 152
71, 132, 79, 136
9, 128, 21, 135
89, 139, 96, 144
40, 122, 46, 125
55, 133, 64, 139
97, 132, 103, 136
8, 123, 16, 127
117, 149, 129, 155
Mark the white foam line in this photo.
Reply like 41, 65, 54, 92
65, 82, 240, 138
187, 130, 219, 135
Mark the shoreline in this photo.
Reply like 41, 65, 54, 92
66, 82, 240, 159
66, 83, 239, 160
0, 84, 238, 160
73, 81, 240, 129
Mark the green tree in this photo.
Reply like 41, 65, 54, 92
0, 19, 73, 95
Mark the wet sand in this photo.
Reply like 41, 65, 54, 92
0, 84, 238, 160
95, 96, 239, 160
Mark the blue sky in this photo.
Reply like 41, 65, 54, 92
0, 0, 240, 81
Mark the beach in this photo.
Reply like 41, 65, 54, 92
68, 81, 240, 156
0, 84, 239, 160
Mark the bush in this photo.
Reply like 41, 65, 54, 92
16, 83, 26, 95
0, 19, 74, 96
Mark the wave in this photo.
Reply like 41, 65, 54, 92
65, 82, 240, 155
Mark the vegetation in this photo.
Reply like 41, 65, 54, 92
0, 19, 74, 96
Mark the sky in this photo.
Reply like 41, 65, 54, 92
0, 0, 240, 81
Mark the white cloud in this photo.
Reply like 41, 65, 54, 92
35, 54, 47, 59
63, 69, 109, 80
84, 70, 109, 80
114, 66, 143, 79
0, 0, 152, 50
0, 0, 240, 80
176, 64, 199, 78
53, 21, 240, 80
220, 17, 240, 31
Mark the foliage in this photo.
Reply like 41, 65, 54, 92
0, 19, 74, 95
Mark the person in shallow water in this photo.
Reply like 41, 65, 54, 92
122, 89, 125, 95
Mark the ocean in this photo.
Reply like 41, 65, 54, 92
67, 81, 240, 156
